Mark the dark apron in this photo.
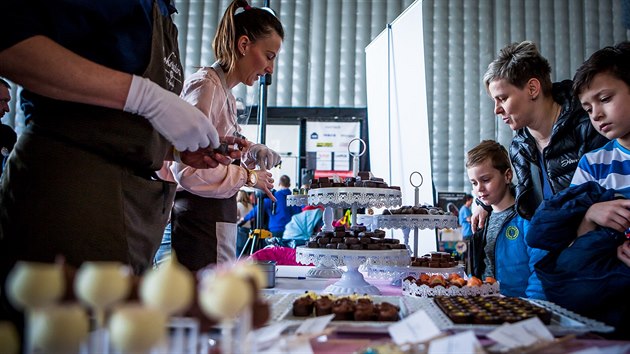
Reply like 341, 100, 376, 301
0, 2, 181, 275
171, 169, 239, 271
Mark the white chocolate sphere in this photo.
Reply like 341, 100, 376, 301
29, 304, 89, 352
198, 274, 252, 320
140, 255, 193, 315
5, 261, 65, 310
233, 261, 267, 290
0, 321, 19, 354
74, 262, 130, 309
109, 304, 166, 353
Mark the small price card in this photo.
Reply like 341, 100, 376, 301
487, 317, 553, 349
388, 310, 442, 345
295, 314, 335, 335
428, 330, 482, 354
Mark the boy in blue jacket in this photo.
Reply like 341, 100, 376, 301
571, 42, 630, 241
467, 140, 547, 299
527, 41, 630, 338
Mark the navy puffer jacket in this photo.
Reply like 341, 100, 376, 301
526, 182, 630, 338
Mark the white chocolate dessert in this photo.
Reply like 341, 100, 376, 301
6, 261, 65, 309
109, 304, 166, 353
140, 254, 193, 315
29, 304, 89, 352
74, 261, 130, 309
198, 273, 253, 320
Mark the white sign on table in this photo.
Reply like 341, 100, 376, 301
388, 310, 442, 345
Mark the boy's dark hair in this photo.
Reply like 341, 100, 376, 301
464, 194, 474, 202
483, 41, 553, 97
466, 140, 511, 174
573, 41, 630, 97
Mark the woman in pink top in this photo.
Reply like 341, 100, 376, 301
164, 0, 284, 270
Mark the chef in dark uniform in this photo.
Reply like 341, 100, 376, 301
0, 2, 235, 341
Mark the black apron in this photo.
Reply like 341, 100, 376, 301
170, 64, 240, 271
0, 2, 181, 276
171, 178, 238, 272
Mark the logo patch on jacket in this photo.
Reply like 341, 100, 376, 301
505, 225, 519, 240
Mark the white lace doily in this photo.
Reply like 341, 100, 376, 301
307, 187, 402, 208
286, 195, 309, 207
374, 214, 458, 229
402, 279, 500, 297
295, 246, 410, 268
367, 265, 466, 281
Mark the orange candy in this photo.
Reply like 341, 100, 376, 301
484, 276, 497, 284
466, 276, 483, 287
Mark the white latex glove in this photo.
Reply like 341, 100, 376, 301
248, 144, 282, 170
123, 75, 220, 151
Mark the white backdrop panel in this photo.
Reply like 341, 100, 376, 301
365, 30, 391, 184
366, 0, 437, 256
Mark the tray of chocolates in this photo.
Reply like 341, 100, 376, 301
400, 295, 615, 335
308, 171, 400, 190
402, 274, 500, 297
411, 252, 458, 268
305, 225, 407, 250
274, 292, 406, 333
434, 295, 552, 325
306, 173, 402, 209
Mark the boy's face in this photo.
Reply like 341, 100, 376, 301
467, 160, 512, 207
487, 78, 536, 131
579, 72, 630, 147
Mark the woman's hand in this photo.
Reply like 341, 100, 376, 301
471, 205, 489, 233
178, 136, 250, 169
254, 170, 275, 201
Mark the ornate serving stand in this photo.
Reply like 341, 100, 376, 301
365, 172, 459, 285
295, 139, 405, 289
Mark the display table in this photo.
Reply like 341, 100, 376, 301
261, 265, 629, 354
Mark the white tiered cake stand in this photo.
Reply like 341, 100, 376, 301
308, 187, 402, 231
366, 213, 459, 286
295, 246, 409, 295
374, 213, 459, 251
303, 186, 402, 279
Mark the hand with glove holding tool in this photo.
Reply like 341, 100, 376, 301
177, 135, 251, 169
